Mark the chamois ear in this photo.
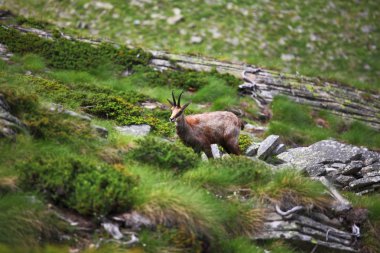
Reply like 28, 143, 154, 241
167, 99, 174, 106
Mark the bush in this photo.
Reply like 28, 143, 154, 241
17, 155, 138, 216
131, 137, 200, 171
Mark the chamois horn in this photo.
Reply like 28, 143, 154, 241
178, 90, 184, 107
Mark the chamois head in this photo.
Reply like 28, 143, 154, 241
167, 91, 190, 122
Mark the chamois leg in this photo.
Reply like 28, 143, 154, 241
223, 138, 240, 155
202, 145, 213, 158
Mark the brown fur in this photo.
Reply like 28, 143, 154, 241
170, 108, 241, 158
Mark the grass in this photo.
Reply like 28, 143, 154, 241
256, 169, 331, 209
2, 0, 379, 91
268, 96, 380, 149
0, 192, 58, 247
0, 12, 379, 253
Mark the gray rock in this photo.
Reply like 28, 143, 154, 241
115, 124, 151, 136
0, 94, 10, 112
245, 142, 260, 156
273, 143, 286, 155
167, 8, 183, 25
63, 109, 92, 121
349, 176, 380, 190
330, 163, 346, 169
201, 152, 208, 162
362, 150, 380, 165
335, 175, 355, 186
306, 164, 326, 177
341, 161, 363, 175
92, 125, 108, 138
222, 154, 231, 159
211, 144, 221, 159
360, 165, 378, 175
190, 36, 203, 44
277, 140, 364, 173
257, 135, 281, 160
367, 172, 380, 177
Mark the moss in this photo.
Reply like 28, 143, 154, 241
0, 26, 152, 71
17, 155, 137, 216
239, 134, 253, 153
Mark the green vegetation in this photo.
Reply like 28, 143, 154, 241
268, 96, 380, 149
0, 11, 379, 253
0, 26, 151, 71
131, 136, 200, 171
2, 0, 379, 91
17, 153, 137, 216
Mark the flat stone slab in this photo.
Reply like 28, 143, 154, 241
115, 124, 151, 136
257, 135, 281, 160
277, 140, 364, 172
211, 144, 221, 159
349, 176, 380, 190
245, 142, 260, 156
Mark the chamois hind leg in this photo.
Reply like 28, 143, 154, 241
223, 137, 241, 155
202, 145, 213, 158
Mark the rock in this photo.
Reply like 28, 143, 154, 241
92, 125, 108, 138
63, 110, 92, 121
349, 176, 380, 190
277, 140, 363, 173
341, 161, 363, 175
364, 157, 378, 166
101, 222, 123, 240
211, 144, 221, 159
306, 164, 326, 177
115, 124, 151, 136
367, 172, 380, 177
0, 94, 10, 112
167, 8, 183, 25
335, 175, 355, 186
257, 135, 281, 160
201, 152, 208, 162
190, 36, 203, 44
222, 154, 231, 159
121, 69, 133, 77
330, 163, 345, 169
245, 142, 260, 156
281, 54, 295, 61
272, 143, 286, 155
360, 164, 378, 175
243, 124, 267, 134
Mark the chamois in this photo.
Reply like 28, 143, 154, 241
168, 91, 241, 158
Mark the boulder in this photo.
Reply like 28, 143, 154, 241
211, 144, 221, 159
349, 176, 380, 190
92, 125, 108, 138
245, 142, 260, 156
272, 143, 286, 155
257, 135, 281, 160
115, 124, 151, 136
277, 140, 363, 172
341, 161, 363, 175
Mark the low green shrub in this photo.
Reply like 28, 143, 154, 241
131, 137, 200, 171
0, 26, 151, 71
17, 155, 137, 216
24, 111, 95, 143
239, 134, 253, 153
130, 65, 240, 90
